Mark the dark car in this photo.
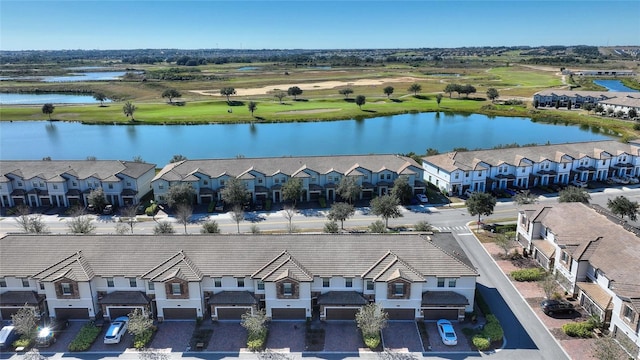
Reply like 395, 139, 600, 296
482, 223, 497, 232
102, 204, 114, 215
541, 299, 575, 315
214, 200, 225, 212
36, 318, 69, 347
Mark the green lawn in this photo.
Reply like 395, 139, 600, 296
488, 66, 563, 88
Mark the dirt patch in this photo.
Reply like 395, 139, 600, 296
276, 108, 341, 115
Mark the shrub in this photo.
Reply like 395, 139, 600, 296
68, 323, 101, 351
318, 198, 326, 208
475, 289, 491, 316
511, 268, 545, 281
13, 337, 32, 348
246, 329, 267, 351
207, 201, 216, 213
324, 221, 339, 233
562, 321, 594, 338
482, 314, 504, 342
472, 335, 491, 350
145, 203, 158, 216
363, 333, 381, 349
265, 199, 272, 211
414, 220, 433, 232
133, 328, 156, 349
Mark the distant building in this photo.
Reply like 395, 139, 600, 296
532, 89, 639, 109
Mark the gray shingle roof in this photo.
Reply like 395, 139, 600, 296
0, 291, 41, 306
317, 291, 368, 305
0, 234, 478, 281
422, 291, 469, 306
153, 155, 422, 181
0, 160, 155, 181
208, 291, 257, 305
99, 291, 150, 305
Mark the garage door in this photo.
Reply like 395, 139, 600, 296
271, 308, 306, 320
216, 307, 251, 320
325, 308, 359, 320
385, 309, 415, 320
54, 308, 89, 320
107, 307, 139, 320
163, 308, 197, 319
0, 308, 19, 321
422, 308, 459, 320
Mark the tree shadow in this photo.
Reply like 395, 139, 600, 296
343, 98, 355, 103
254, 116, 266, 121
228, 100, 245, 106
390, 99, 403, 103
362, 109, 377, 113
413, 95, 430, 100
294, 98, 309, 102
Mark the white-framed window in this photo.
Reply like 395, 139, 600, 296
61, 283, 72, 295
214, 278, 222, 287
257, 281, 264, 290
17, 181, 23, 186
448, 278, 457, 287
322, 278, 330, 287
53, 184, 58, 190
345, 278, 353, 288
283, 282, 292, 296
257, 179, 263, 184
623, 304, 634, 321
366, 280, 374, 291
561, 251, 569, 263
148, 282, 155, 291
437, 278, 445, 287
171, 283, 181, 295
0, 278, 6, 287
39, 282, 45, 290
237, 278, 245, 288
465, 172, 469, 178
108, 184, 113, 189
394, 283, 404, 296
454, 173, 459, 179
129, 278, 137, 287
275, 178, 280, 184
220, 180, 225, 186
203, 180, 208, 185
22, 278, 29, 287
158, 184, 164, 189
106, 278, 114, 287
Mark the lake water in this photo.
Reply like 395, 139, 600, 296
0, 113, 613, 165
593, 79, 639, 92
0, 71, 133, 83
0, 93, 109, 105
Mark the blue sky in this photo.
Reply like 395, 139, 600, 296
1, 0, 638, 50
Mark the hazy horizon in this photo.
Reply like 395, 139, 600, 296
1, 0, 638, 51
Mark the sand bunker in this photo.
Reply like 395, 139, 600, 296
189, 77, 419, 97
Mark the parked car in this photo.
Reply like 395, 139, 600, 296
214, 200, 225, 212
464, 189, 475, 198
541, 299, 575, 315
0, 325, 19, 350
571, 180, 588, 188
416, 194, 429, 203
103, 316, 128, 344
102, 204, 114, 215
437, 319, 457, 346
254, 200, 264, 211
87, 204, 96, 213
482, 223, 497, 232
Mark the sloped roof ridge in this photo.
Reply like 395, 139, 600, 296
33, 250, 91, 280
180, 251, 204, 280
388, 251, 424, 279
251, 250, 289, 278
361, 250, 393, 278
75, 251, 95, 280
285, 253, 313, 279
422, 236, 478, 274
372, 253, 399, 281
141, 250, 185, 278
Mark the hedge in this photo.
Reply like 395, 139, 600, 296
247, 329, 267, 351
482, 314, 504, 342
363, 333, 381, 349
134, 327, 156, 349
562, 321, 594, 338
145, 203, 158, 216
511, 268, 546, 281
472, 335, 490, 350
68, 323, 101, 351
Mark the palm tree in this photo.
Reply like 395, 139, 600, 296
123, 101, 137, 121
248, 101, 257, 117
408, 83, 422, 96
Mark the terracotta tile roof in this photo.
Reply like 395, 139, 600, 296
0, 234, 478, 282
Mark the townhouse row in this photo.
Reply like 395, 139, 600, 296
517, 202, 640, 359
422, 140, 640, 196
0, 233, 478, 323
532, 89, 640, 115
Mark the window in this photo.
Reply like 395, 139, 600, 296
366, 280, 374, 291
214, 278, 222, 288
22, 278, 29, 287
129, 278, 137, 287
106, 278, 114, 287
17, 181, 23, 186
203, 180, 208, 185
283, 282, 292, 296
477, 171, 481, 176
39, 282, 45, 290
72, 181, 77, 186
40, 182, 44, 187
158, 184, 164, 189
171, 283, 181, 295
257, 178, 263, 184
33, 182, 38, 187
448, 278, 457, 287
53, 184, 58, 190
623, 305, 634, 321
465, 172, 469, 178
126, 181, 131, 186
454, 173, 459, 179
257, 281, 264, 291
386, 174, 391, 180
345, 278, 353, 288
220, 180, 225, 186
394, 283, 404, 296
322, 278, 330, 287
148, 282, 155, 291
108, 184, 113, 189
275, 178, 280, 184
437, 278, 445, 288
61, 283, 72, 295
0, 278, 6, 287
561, 251, 569, 263
237, 278, 245, 288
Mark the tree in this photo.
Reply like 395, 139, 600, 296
119, 205, 138, 234
461, 84, 476, 98
355, 95, 366, 109
241, 309, 267, 342
132, 155, 145, 163
538, 272, 559, 300
42, 103, 55, 120
68, 213, 96, 234
383, 86, 394, 98
436, 93, 443, 107
391, 176, 413, 205
127, 308, 153, 337
414, 220, 433, 232
628, 108, 638, 119
14, 205, 47, 234
533, 99, 539, 108
513, 189, 538, 205
274, 91, 286, 104
339, 88, 354, 99
425, 148, 439, 156
466, 192, 497, 228
231, 205, 244, 234
327, 202, 355, 229
607, 195, 639, 221
93, 92, 108, 106
355, 303, 388, 338
220, 177, 249, 207
201, 220, 221, 234
408, 83, 422, 96
153, 221, 175, 234
493, 232, 514, 257
123, 101, 137, 121
583, 103, 594, 114
591, 335, 628, 360
282, 205, 297, 233
11, 305, 38, 341
370, 194, 402, 227
486, 88, 499, 103
281, 178, 303, 204
220, 87, 236, 103
247, 101, 257, 116
336, 176, 361, 204
559, 186, 590, 203
444, 84, 457, 98
324, 221, 339, 233
161, 89, 182, 103
369, 220, 387, 233
595, 104, 604, 114
166, 183, 195, 208
287, 86, 303, 100
175, 204, 193, 234
170, 154, 187, 163
567, 100, 572, 110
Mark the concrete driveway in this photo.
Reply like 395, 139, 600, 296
37, 320, 86, 353
150, 321, 195, 352
425, 321, 473, 352
207, 322, 246, 351
322, 321, 364, 352
381, 321, 424, 352
266, 321, 305, 352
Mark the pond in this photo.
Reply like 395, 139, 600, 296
0, 71, 135, 83
0, 93, 110, 105
0, 112, 614, 165
593, 79, 639, 92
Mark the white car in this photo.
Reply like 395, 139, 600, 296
571, 180, 587, 188
416, 194, 429, 203
103, 316, 128, 344
437, 319, 458, 346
